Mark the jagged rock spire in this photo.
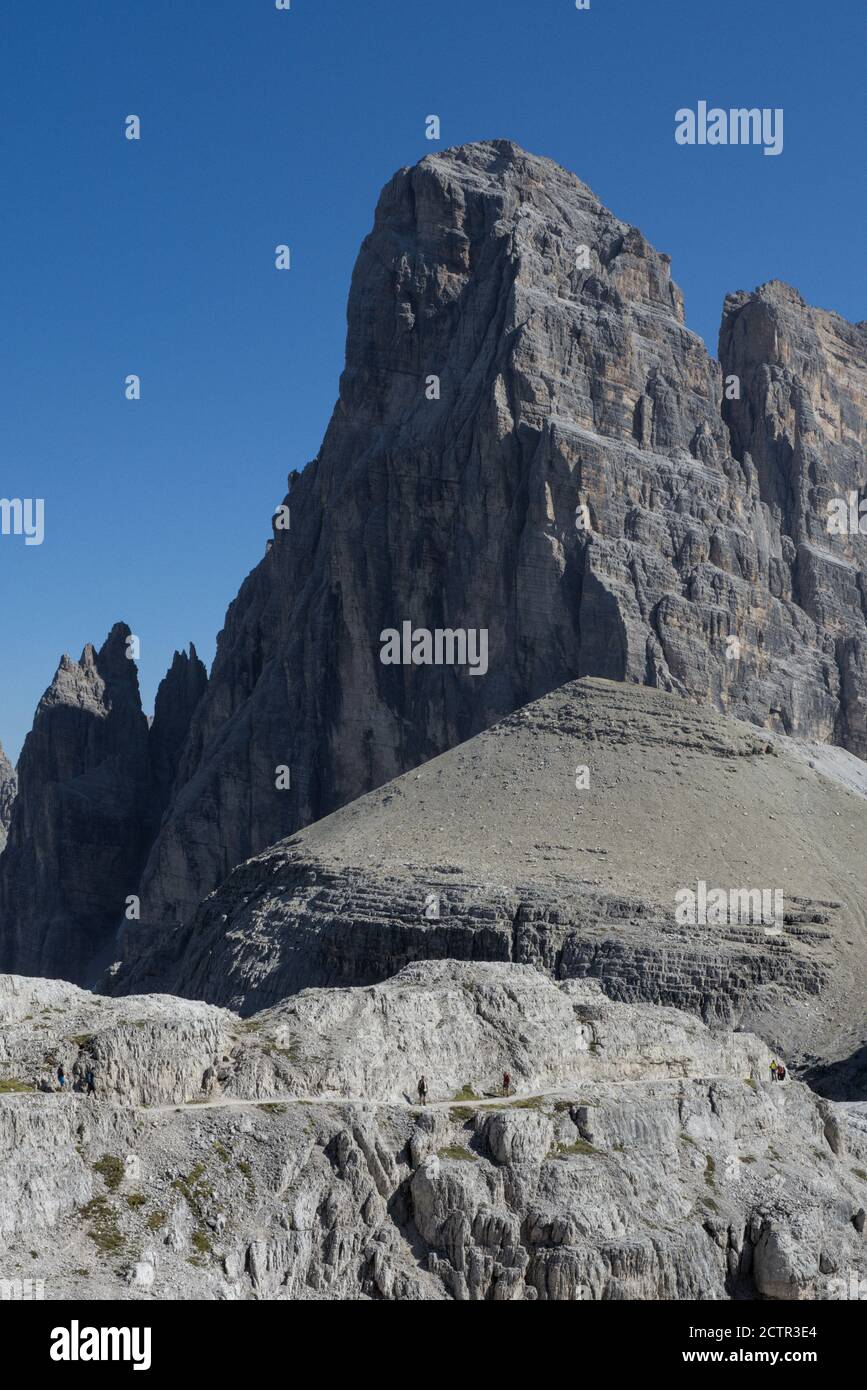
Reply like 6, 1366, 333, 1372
0, 627, 206, 981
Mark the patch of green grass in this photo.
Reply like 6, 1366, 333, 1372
172, 1163, 213, 1225
437, 1145, 477, 1162
744, 1076, 757, 1091
236, 1158, 255, 1200
93, 1155, 125, 1192
213, 1142, 231, 1164
69, 1034, 95, 1048
191, 1230, 212, 1255
452, 1084, 480, 1103
508, 1095, 545, 1110
125, 1193, 146, 1209
0, 1078, 34, 1093
81, 1197, 125, 1255
553, 1139, 602, 1158
701, 1196, 719, 1214
72, 1269, 90, 1278
741, 1155, 757, 1164
257, 1103, 287, 1116
704, 1155, 716, 1188
146, 1210, 166, 1232
852, 1167, 867, 1182
449, 1106, 477, 1124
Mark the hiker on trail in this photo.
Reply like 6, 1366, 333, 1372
776, 1063, 786, 1082
769, 1059, 779, 1082
56, 1065, 66, 1091
85, 1067, 96, 1098
417, 1075, 428, 1107
503, 1070, 512, 1097
72, 1062, 83, 1092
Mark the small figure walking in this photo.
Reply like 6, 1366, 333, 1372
776, 1062, 786, 1082
769, 1058, 778, 1082
417, 1075, 428, 1107
502, 1070, 512, 1097
85, 1067, 96, 1098
56, 1065, 66, 1091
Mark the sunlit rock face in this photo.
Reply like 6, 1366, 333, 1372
1, 963, 865, 1301
0, 743, 16, 854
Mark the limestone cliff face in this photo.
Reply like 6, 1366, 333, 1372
720, 282, 867, 756
0, 745, 16, 854
134, 140, 867, 930
146, 645, 209, 838
0, 630, 206, 982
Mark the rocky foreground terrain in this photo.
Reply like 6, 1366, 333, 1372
2, 962, 865, 1301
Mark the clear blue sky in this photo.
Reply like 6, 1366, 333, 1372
1, 0, 864, 761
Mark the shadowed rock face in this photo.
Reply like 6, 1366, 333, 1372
0, 744, 16, 854
0, 624, 150, 982
0, 629, 206, 983
130, 140, 866, 932
146, 644, 209, 840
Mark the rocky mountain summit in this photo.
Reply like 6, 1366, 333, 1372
1, 141, 864, 983
116, 678, 867, 1084
0, 629, 206, 983
1, 963, 864, 1301
129, 140, 866, 934
0, 743, 16, 855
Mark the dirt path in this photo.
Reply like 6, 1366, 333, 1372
145, 1088, 562, 1116
144, 1074, 735, 1117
